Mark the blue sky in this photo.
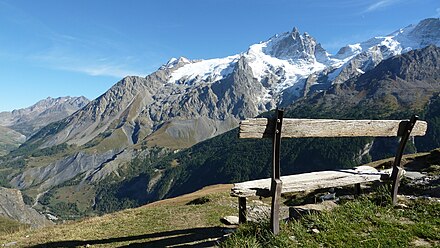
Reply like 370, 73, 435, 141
0, 0, 439, 112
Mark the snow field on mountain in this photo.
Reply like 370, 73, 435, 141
169, 55, 240, 84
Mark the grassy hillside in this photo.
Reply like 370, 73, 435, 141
0, 216, 27, 236
0, 184, 236, 247
1, 179, 438, 247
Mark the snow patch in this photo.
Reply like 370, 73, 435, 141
169, 55, 239, 84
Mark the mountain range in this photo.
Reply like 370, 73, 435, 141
0, 18, 439, 219
0, 96, 89, 156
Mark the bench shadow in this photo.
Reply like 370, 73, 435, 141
29, 226, 226, 248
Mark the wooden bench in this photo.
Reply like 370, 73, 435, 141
231, 109, 427, 234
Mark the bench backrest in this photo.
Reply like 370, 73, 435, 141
239, 118, 428, 139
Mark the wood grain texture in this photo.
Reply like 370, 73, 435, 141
239, 118, 428, 139
270, 179, 282, 235
231, 166, 385, 197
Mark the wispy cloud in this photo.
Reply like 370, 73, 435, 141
436, 7, 440, 17
31, 46, 146, 78
60, 64, 144, 78
363, 0, 400, 13
0, 1, 147, 78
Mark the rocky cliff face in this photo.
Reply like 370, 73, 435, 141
0, 187, 52, 228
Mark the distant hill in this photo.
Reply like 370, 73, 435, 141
0, 126, 25, 156
0, 96, 89, 136
0, 96, 89, 155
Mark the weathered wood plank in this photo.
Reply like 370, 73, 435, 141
239, 118, 428, 139
231, 166, 386, 197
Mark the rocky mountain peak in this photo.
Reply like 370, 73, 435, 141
160, 57, 191, 70
10, 96, 88, 116
406, 18, 440, 46
262, 27, 329, 63
329, 18, 440, 85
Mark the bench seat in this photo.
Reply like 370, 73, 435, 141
231, 166, 388, 198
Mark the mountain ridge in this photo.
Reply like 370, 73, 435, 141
0, 96, 89, 137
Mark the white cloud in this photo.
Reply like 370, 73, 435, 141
363, 0, 399, 13
436, 7, 440, 17
26, 32, 147, 78
32, 52, 145, 78
60, 64, 145, 78
0, 3, 147, 79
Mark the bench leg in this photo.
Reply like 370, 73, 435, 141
270, 179, 283, 235
238, 197, 247, 224
391, 167, 403, 205
355, 183, 361, 196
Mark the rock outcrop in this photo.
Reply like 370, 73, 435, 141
0, 187, 52, 228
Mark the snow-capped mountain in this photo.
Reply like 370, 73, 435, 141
331, 18, 440, 84
163, 18, 440, 112
9, 18, 440, 197
21, 17, 440, 162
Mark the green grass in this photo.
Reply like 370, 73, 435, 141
221, 195, 440, 248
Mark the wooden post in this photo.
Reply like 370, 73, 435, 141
390, 115, 418, 205
270, 109, 283, 235
238, 197, 247, 224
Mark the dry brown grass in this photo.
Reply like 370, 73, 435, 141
0, 184, 236, 247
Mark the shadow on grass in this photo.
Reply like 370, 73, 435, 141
29, 226, 226, 248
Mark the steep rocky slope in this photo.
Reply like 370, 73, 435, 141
0, 187, 52, 228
